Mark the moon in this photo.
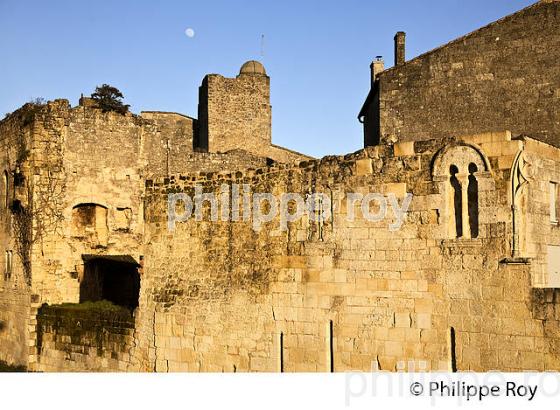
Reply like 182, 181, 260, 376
185, 28, 195, 38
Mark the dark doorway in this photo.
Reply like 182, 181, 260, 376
80, 255, 140, 309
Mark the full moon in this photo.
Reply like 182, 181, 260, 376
185, 28, 195, 38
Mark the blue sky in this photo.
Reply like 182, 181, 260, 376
0, 0, 534, 157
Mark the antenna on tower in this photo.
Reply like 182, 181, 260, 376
260, 34, 265, 57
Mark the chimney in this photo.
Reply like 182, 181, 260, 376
370, 56, 384, 86
394, 31, 406, 66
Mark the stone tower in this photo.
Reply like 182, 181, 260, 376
196, 60, 272, 155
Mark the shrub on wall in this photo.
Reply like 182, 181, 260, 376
90, 84, 130, 115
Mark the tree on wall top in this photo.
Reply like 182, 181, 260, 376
90, 84, 130, 115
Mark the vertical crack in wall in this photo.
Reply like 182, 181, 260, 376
152, 309, 157, 372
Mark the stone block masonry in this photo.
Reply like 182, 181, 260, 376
25, 130, 560, 372
126, 131, 560, 372
361, 0, 560, 148
34, 304, 135, 372
198, 61, 271, 156
0, 60, 310, 371
2, 2, 560, 371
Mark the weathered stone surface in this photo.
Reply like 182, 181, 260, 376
0, 62, 309, 371
134, 131, 560, 372
361, 1, 560, 148
0, 6, 559, 373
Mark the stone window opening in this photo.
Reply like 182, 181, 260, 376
80, 255, 140, 310
450, 165, 463, 238
114, 207, 133, 231
510, 150, 531, 258
467, 163, 479, 238
71, 203, 109, 246
434, 143, 487, 240
449, 163, 479, 239
13, 166, 24, 187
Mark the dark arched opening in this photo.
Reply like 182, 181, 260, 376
450, 165, 462, 238
468, 163, 479, 238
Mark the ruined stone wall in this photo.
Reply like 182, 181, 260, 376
134, 131, 560, 372
0, 72, 312, 367
20, 130, 560, 372
140, 111, 196, 177
196, 73, 310, 164
33, 304, 136, 372
0, 288, 30, 367
198, 73, 271, 156
4, 97, 305, 310
27, 101, 145, 305
0, 109, 34, 367
268, 144, 313, 164
139, 112, 288, 174
176, 150, 269, 175
373, 1, 560, 148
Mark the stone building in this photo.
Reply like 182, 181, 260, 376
0, 61, 310, 367
0, 1, 559, 372
359, 0, 560, 148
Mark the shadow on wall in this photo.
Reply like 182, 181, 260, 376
0, 360, 26, 372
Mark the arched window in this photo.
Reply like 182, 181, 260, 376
468, 163, 479, 238
450, 165, 463, 238
71, 203, 109, 245
432, 142, 489, 240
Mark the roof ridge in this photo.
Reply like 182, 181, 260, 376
381, 1, 548, 75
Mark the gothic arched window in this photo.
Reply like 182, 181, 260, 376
432, 143, 488, 240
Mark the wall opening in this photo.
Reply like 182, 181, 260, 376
327, 320, 334, 373
72, 203, 107, 232
279, 332, 284, 373
80, 255, 140, 310
449, 327, 457, 372
114, 207, 133, 231
72, 203, 109, 245
468, 163, 479, 238
450, 165, 463, 238
433, 142, 489, 240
